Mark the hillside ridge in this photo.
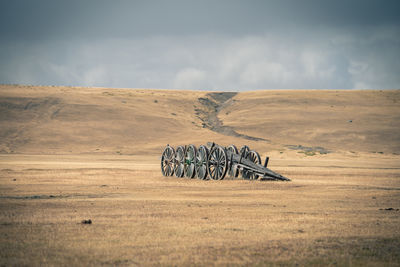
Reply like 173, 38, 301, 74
0, 85, 399, 155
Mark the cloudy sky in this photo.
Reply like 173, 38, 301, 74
0, 0, 399, 90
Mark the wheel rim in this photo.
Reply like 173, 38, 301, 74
207, 146, 228, 180
226, 144, 239, 178
242, 150, 261, 180
161, 145, 175, 176
174, 146, 185, 177
184, 145, 196, 178
227, 144, 238, 154
195, 145, 208, 180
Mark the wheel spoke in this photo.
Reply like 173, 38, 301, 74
218, 166, 222, 178
210, 166, 216, 176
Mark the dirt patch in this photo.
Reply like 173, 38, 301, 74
0, 194, 117, 200
196, 92, 269, 142
286, 144, 330, 154
81, 219, 92, 224
0, 195, 61, 200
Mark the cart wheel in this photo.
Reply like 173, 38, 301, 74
195, 145, 209, 180
207, 145, 228, 180
161, 145, 175, 176
174, 146, 185, 177
242, 150, 261, 180
184, 144, 196, 178
226, 144, 239, 178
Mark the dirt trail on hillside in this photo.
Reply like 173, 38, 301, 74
195, 92, 269, 142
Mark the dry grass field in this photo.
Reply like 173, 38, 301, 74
1, 84, 400, 266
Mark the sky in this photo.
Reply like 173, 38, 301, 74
0, 0, 399, 90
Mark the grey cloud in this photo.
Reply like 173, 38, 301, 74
1, 28, 399, 90
2, 0, 399, 40
0, 1, 399, 90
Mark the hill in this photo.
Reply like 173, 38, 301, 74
0, 84, 399, 156
1, 84, 400, 266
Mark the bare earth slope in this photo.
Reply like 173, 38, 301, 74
1, 85, 400, 266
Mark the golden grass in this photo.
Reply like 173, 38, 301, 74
1, 85, 400, 156
1, 154, 399, 266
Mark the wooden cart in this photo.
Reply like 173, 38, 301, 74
161, 142, 290, 181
